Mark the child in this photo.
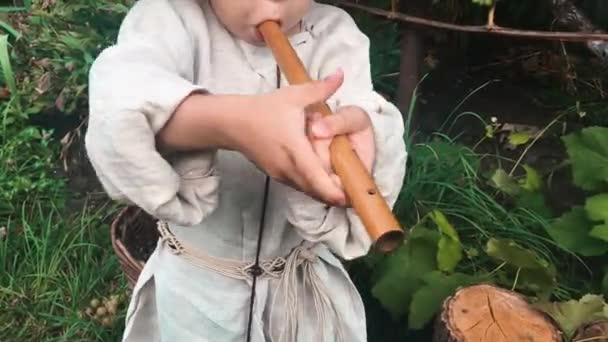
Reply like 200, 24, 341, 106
85, 0, 407, 341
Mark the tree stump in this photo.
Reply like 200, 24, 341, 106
432, 284, 563, 342
573, 320, 608, 342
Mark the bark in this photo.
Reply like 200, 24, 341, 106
572, 320, 608, 342
395, 0, 426, 139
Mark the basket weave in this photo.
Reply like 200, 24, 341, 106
111, 206, 159, 289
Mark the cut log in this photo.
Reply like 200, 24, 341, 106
573, 320, 608, 342
432, 284, 563, 342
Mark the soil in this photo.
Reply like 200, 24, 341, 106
408, 36, 606, 215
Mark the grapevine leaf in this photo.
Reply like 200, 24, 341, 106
371, 227, 439, 319
534, 294, 608, 340
561, 126, 608, 191
585, 193, 608, 223
430, 210, 463, 273
546, 207, 608, 256
408, 271, 476, 329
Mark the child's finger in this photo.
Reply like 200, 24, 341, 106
310, 107, 370, 139
305, 111, 323, 137
309, 128, 354, 207
291, 138, 346, 206
330, 173, 352, 207
310, 136, 332, 174
291, 69, 344, 108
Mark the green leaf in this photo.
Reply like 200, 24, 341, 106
0, 34, 16, 96
371, 227, 440, 319
408, 272, 476, 329
430, 210, 463, 273
561, 126, 608, 191
490, 168, 521, 196
534, 294, 608, 340
485, 238, 556, 295
516, 191, 552, 219
589, 223, 608, 242
0, 20, 20, 39
546, 207, 608, 256
585, 193, 608, 223
486, 238, 547, 269
520, 165, 542, 192
508, 132, 532, 146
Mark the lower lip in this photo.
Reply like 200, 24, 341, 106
255, 30, 263, 41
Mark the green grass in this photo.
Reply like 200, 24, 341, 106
1, 8, 129, 338
393, 135, 589, 298
0, 195, 127, 341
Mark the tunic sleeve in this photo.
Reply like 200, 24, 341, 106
84, 0, 219, 226
284, 7, 408, 260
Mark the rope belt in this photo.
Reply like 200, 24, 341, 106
156, 221, 347, 342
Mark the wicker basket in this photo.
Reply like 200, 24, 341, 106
110, 206, 160, 288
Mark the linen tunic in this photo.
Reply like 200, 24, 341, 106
85, 0, 407, 341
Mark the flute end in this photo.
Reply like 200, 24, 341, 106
374, 229, 405, 253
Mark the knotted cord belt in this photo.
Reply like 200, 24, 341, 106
157, 221, 347, 342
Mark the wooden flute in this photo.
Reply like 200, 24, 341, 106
257, 20, 405, 253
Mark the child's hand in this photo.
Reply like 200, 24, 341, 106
307, 105, 375, 203
227, 69, 349, 206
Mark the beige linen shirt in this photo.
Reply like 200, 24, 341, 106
85, 0, 407, 341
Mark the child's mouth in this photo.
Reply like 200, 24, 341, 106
254, 30, 264, 43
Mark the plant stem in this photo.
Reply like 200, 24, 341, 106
487, 1, 497, 28
508, 113, 567, 177
336, 1, 608, 42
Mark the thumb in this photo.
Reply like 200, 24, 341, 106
310, 107, 369, 139
294, 68, 344, 107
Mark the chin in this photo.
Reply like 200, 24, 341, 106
248, 39, 266, 47
245, 29, 267, 46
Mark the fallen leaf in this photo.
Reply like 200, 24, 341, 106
0, 87, 9, 98
35, 72, 51, 95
